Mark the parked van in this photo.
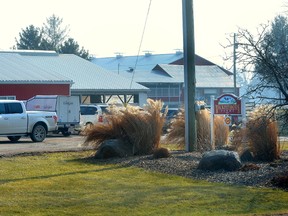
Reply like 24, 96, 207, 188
78, 104, 108, 130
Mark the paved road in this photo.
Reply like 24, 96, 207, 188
0, 134, 94, 156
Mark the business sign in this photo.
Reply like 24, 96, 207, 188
214, 94, 242, 115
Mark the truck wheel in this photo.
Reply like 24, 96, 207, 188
62, 131, 71, 137
30, 124, 47, 142
7, 136, 21, 142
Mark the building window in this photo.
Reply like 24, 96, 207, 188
204, 89, 217, 94
222, 88, 234, 93
170, 87, 180, 97
147, 85, 180, 98
0, 96, 16, 100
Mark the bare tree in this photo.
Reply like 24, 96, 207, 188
224, 15, 288, 130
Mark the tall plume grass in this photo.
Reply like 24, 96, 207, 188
246, 105, 280, 161
165, 108, 185, 146
214, 115, 229, 148
196, 109, 212, 151
84, 99, 166, 155
165, 108, 229, 152
230, 127, 247, 153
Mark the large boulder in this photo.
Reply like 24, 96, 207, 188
94, 139, 133, 159
197, 150, 242, 171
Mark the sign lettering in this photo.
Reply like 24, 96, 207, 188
214, 94, 241, 115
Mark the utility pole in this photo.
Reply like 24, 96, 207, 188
233, 33, 237, 96
182, 0, 197, 151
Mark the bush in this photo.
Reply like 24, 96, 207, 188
165, 108, 229, 152
246, 106, 280, 161
165, 108, 185, 147
214, 115, 229, 149
270, 173, 288, 190
230, 127, 247, 153
84, 99, 166, 156
196, 109, 211, 151
153, 147, 171, 159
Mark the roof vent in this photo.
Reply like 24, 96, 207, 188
143, 50, 153, 57
175, 49, 183, 55
115, 52, 123, 59
127, 67, 134, 72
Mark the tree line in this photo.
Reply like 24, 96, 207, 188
14, 14, 89, 60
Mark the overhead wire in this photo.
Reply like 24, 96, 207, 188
129, 0, 152, 89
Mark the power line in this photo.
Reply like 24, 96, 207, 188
129, 0, 152, 89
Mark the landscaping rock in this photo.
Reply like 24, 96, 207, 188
240, 148, 255, 162
197, 150, 242, 171
94, 139, 133, 159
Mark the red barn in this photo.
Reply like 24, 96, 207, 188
0, 51, 72, 100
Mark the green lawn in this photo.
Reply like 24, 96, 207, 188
0, 151, 287, 216
281, 140, 288, 150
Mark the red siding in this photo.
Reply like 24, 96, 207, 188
0, 84, 70, 100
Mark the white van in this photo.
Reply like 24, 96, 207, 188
78, 104, 108, 130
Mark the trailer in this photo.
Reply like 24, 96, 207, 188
26, 95, 80, 136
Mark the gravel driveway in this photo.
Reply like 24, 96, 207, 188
0, 134, 93, 156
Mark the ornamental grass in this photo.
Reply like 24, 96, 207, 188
165, 108, 229, 152
246, 105, 280, 161
84, 99, 166, 155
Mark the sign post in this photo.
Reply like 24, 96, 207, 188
211, 94, 243, 147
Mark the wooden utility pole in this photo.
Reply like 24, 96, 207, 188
233, 33, 237, 95
182, 0, 197, 151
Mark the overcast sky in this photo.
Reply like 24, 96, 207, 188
0, 0, 286, 66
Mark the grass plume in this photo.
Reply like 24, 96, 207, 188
84, 99, 166, 155
246, 105, 280, 161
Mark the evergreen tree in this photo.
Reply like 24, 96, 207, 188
254, 15, 288, 84
15, 15, 90, 59
59, 38, 90, 60
42, 14, 69, 51
15, 25, 44, 50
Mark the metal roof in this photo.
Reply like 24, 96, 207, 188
0, 51, 148, 93
91, 52, 235, 87
154, 64, 235, 88
91, 52, 184, 82
0, 53, 72, 84
91, 52, 184, 73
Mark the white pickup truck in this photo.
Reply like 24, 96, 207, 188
0, 100, 58, 142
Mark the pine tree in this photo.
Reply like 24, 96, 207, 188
15, 25, 43, 50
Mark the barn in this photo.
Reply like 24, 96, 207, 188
0, 51, 72, 100
0, 50, 149, 106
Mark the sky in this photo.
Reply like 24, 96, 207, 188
0, 0, 286, 67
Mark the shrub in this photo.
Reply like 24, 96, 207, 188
84, 99, 166, 156
165, 108, 185, 147
153, 147, 171, 159
196, 109, 211, 151
230, 127, 247, 153
270, 173, 288, 190
165, 108, 229, 152
214, 115, 229, 149
246, 106, 280, 161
